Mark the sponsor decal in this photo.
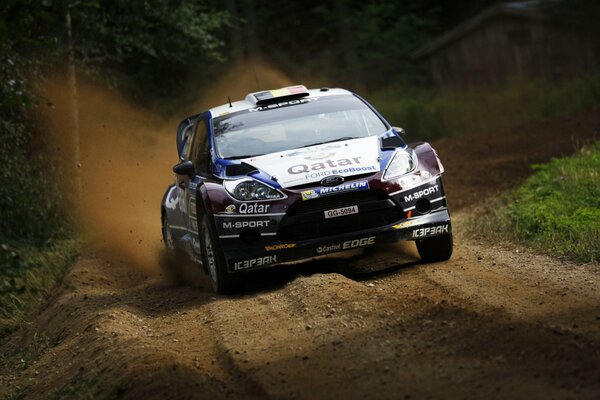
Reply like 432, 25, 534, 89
165, 194, 178, 210
320, 175, 344, 186
316, 236, 376, 255
248, 97, 317, 113
165, 188, 188, 214
241, 136, 380, 189
302, 181, 369, 201
234, 255, 277, 271
225, 204, 237, 214
412, 224, 449, 238
239, 203, 271, 214
399, 175, 421, 189
265, 243, 297, 251
288, 157, 363, 175
316, 243, 341, 254
392, 219, 421, 230
222, 220, 270, 229
189, 182, 198, 191
342, 236, 376, 250
403, 184, 439, 202
301, 190, 319, 200
303, 166, 377, 180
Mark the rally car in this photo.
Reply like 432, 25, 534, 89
161, 85, 452, 293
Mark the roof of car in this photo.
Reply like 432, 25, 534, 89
208, 86, 352, 118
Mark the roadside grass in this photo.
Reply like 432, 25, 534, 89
469, 142, 600, 263
370, 73, 600, 140
0, 239, 81, 339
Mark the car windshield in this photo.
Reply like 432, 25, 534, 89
212, 95, 388, 159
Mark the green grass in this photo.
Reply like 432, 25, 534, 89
369, 73, 600, 140
471, 142, 600, 263
0, 239, 81, 338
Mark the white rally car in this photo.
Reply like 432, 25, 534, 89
162, 85, 452, 293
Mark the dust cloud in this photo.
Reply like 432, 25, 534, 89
39, 60, 293, 276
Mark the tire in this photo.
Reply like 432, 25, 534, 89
416, 233, 453, 263
200, 214, 244, 294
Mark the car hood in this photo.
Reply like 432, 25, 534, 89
241, 136, 382, 188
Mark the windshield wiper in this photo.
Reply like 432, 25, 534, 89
300, 136, 360, 148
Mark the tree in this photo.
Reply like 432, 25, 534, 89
70, 0, 230, 100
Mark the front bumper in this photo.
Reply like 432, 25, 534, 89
214, 176, 452, 272
224, 209, 451, 272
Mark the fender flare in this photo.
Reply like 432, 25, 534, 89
412, 142, 444, 176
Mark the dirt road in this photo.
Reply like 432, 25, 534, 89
1, 109, 599, 399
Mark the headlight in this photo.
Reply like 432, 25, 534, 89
383, 149, 417, 180
223, 178, 284, 201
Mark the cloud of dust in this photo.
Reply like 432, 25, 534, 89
38, 59, 293, 276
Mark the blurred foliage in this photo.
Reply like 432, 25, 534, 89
370, 73, 600, 139
71, 0, 230, 99
246, 0, 442, 89
0, 239, 80, 338
0, 1, 69, 243
470, 142, 600, 263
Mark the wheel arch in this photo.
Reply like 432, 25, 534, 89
195, 183, 211, 221
412, 142, 444, 176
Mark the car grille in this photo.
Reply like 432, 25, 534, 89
278, 190, 403, 241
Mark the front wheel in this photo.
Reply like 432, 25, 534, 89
416, 233, 453, 263
200, 214, 244, 294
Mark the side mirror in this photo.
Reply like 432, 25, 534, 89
392, 126, 406, 136
173, 160, 195, 175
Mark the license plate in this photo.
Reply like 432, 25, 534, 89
324, 205, 359, 219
